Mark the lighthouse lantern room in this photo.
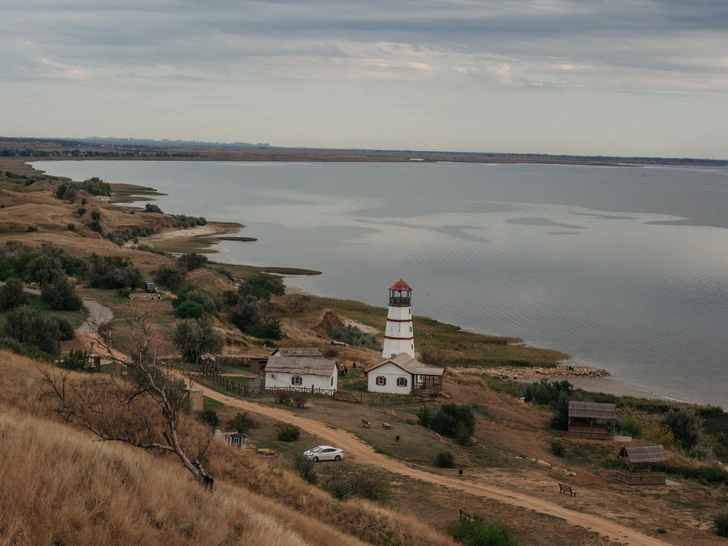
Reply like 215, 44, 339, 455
382, 279, 415, 359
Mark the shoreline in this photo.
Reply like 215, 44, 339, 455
23, 157, 720, 409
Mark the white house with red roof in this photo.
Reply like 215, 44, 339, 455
382, 279, 415, 359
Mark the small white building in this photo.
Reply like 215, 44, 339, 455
265, 356, 338, 392
365, 353, 445, 395
382, 280, 415, 359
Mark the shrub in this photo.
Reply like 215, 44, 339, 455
436, 451, 455, 468
330, 325, 380, 350
616, 416, 642, 438
550, 438, 566, 457
81, 177, 111, 196
58, 349, 90, 371
155, 266, 184, 291
238, 273, 285, 301
27, 255, 64, 286
276, 423, 300, 442
81, 197, 87, 205
174, 287, 219, 315
25, 225, 37, 233
144, 203, 163, 213
687, 443, 715, 462
179, 253, 208, 271
255, 318, 284, 340
54, 317, 76, 341
77, 207, 86, 216
642, 423, 677, 450
196, 410, 219, 428
0, 278, 27, 311
227, 412, 259, 433
293, 454, 318, 485
116, 287, 132, 298
420, 349, 446, 367
172, 318, 225, 368
88, 253, 143, 289
429, 403, 476, 439
662, 408, 701, 449
445, 516, 518, 546
67, 223, 75, 231
3, 306, 62, 356
175, 300, 205, 319
222, 290, 239, 307
275, 390, 291, 405
322, 467, 391, 503
416, 405, 432, 427
291, 392, 308, 408
90, 210, 101, 222
714, 507, 728, 538
41, 275, 83, 311
229, 294, 265, 334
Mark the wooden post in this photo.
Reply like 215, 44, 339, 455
113, 361, 122, 377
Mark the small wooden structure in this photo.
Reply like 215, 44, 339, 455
616, 445, 668, 485
215, 429, 248, 449
567, 401, 616, 440
559, 483, 576, 496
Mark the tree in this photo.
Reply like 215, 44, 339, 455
155, 266, 184, 291
429, 403, 476, 439
662, 408, 701, 449
39, 309, 214, 485
27, 255, 64, 285
179, 253, 208, 271
172, 317, 225, 371
3, 306, 62, 356
175, 300, 204, 319
40, 274, 83, 311
229, 294, 266, 334
0, 278, 28, 310
239, 273, 285, 301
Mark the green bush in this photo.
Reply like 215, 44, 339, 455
662, 408, 701, 449
144, 203, 163, 213
293, 454, 318, 485
179, 253, 208, 271
429, 403, 476, 439
276, 423, 301, 442
58, 349, 90, 371
436, 451, 455, 468
175, 300, 205, 319
227, 412, 259, 433
90, 210, 101, 222
88, 253, 143, 289
0, 278, 28, 311
3, 306, 62, 356
196, 410, 219, 428
54, 317, 76, 341
174, 287, 218, 315
172, 318, 225, 367
255, 318, 284, 340
222, 290, 239, 307
550, 438, 566, 457
714, 507, 728, 538
330, 325, 381, 350
446, 516, 518, 546
416, 405, 432, 427
77, 207, 86, 216
27, 255, 64, 285
275, 390, 291, 405
67, 223, 75, 231
155, 266, 184, 291
291, 392, 308, 408
81, 177, 111, 196
41, 275, 83, 311
617, 416, 642, 438
239, 273, 285, 301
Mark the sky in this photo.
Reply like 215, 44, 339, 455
0, 0, 727, 158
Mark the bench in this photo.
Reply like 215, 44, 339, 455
459, 508, 473, 521
382, 422, 391, 429
559, 483, 576, 497
257, 448, 276, 457
361, 419, 371, 428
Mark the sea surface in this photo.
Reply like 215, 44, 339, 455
34, 160, 728, 408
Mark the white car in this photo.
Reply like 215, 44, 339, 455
303, 445, 344, 462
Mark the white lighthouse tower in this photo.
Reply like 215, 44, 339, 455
382, 279, 415, 359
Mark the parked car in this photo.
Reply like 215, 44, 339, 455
303, 445, 344, 462
144, 281, 157, 293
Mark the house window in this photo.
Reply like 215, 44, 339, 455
397, 377, 407, 387
376, 376, 386, 386
292, 376, 302, 386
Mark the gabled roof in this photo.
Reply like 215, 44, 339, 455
366, 353, 444, 377
271, 347, 323, 358
568, 401, 616, 420
265, 356, 336, 377
618, 445, 668, 463
389, 279, 412, 291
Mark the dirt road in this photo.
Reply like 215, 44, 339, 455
198, 385, 670, 546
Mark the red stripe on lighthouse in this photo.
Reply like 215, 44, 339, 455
386, 318, 412, 323
384, 336, 415, 340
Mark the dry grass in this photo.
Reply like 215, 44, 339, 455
0, 351, 454, 546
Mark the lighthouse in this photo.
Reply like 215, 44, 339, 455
382, 279, 415, 359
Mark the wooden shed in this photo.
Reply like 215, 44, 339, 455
567, 401, 616, 440
616, 445, 668, 485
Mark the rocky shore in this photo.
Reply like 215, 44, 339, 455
451, 365, 610, 380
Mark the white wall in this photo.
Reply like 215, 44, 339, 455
265, 371, 337, 391
367, 362, 412, 394
382, 304, 415, 359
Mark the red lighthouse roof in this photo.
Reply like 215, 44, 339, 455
389, 279, 412, 291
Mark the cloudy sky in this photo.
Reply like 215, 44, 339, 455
1, 0, 726, 157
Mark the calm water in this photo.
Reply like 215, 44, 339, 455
34, 160, 728, 407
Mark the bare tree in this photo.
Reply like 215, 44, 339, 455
39, 307, 213, 484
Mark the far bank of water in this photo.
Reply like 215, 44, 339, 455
34, 160, 728, 408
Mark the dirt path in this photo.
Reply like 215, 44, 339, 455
198, 384, 670, 546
